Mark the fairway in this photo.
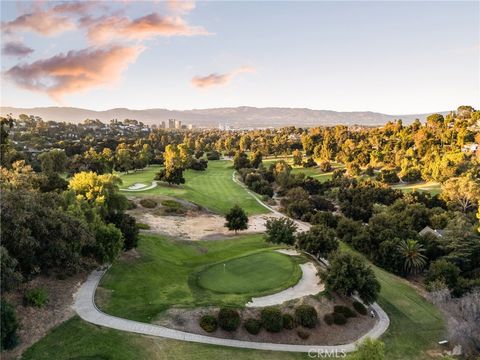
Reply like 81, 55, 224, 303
392, 181, 441, 195
197, 252, 301, 294
118, 160, 267, 215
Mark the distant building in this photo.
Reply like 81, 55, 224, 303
175, 119, 182, 129
187, 124, 195, 130
168, 119, 175, 129
419, 226, 444, 238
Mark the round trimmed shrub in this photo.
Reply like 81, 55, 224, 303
282, 313, 295, 330
23, 287, 48, 308
218, 308, 240, 331
333, 312, 347, 325
261, 307, 283, 332
352, 301, 368, 315
199, 315, 217, 333
244, 318, 262, 335
139, 198, 157, 208
297, 330, 310, 339
294, 305, 318, 328
323, 313, 334, 325
334, 305, 356, 318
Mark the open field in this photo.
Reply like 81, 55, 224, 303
340, 243, 445, 359
118, 160, 267, 215
392, 181, 442, 195
97, 234, 302, 322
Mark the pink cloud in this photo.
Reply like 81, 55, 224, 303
83, 12, 210, 44
1, 9, 75, 36
2, 41, 34, 57
5, 45, 143, 101
166, 0, 196, 14
191, 66, 256, 88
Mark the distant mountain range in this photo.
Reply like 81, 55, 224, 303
0, 106, 448, 128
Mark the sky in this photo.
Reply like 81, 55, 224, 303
0, 0, 479, 114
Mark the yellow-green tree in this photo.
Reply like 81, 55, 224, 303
441, 175, 480, 212
68, 172, 122, 206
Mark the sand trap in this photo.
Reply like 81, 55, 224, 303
275, 249, 301, 256
122, 181, 158, 192
128, 183, 147, 190
246, 262, 324, 307
136, 212, 282, 241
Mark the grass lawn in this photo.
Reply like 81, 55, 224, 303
392, 181, 441, 195
118, 160, 267, 215
197, 252, 302, 294
340, 243, 445, 359
98, 233, 302, 323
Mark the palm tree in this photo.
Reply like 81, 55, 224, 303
397, 239, 427, 275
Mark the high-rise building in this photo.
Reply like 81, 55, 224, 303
168, 119, 175, 129
175, 119, 182, 129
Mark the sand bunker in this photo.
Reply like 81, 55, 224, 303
122, 182, 158, 192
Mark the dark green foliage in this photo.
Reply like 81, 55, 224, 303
297, 330, 310, 339
136, 223, 150, 230
206, 151, 220, 161
233, 151, 251, 170
377, 169, 400, 184
1, 300, 18, 350
294, 305, 318, 328
217, 308, 240, 331
323, 313, 334, 325
295, 224, 338, 259
155, 167, 185, 185
260, 307, 283, 332
425, 259, 461, 290
106, 213, 139, 250
224, 205, 248, 233
282, 313, 295, 330
333, 305, 356, 318
0, 246, 23, 291
303, 157, 317, 168
199, 315, 217, 333
93, 223, 124, 263
310, 211, 338, 228
190, 159, 208, 171
244, 318, 262, 335
264, 217, 297, 245
139, 198, 157, 208
24, 287, 49, 307
321, 252, 380, 304
353, 301, 368, 315
333, 312, 347, 325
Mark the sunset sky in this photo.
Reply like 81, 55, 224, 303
1, 1, 479, 114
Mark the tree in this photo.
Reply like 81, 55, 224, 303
93, 223, 124, 263
250, 150, 263, 168
106, 213, 139, 250
425, 259, 460, 290
155, 167, 185, 185
69, 172, 122, 206
441, 175, 480, 213
292, 149, 303, 166
225, 205, 248, 234
353, 337, 385, 360
233, 151, 251, 170
38, 149, 67, 175
396, 239, 427, 275
1, 300, 18, 350
264, 217, 297, 245
321, 252, 380, 304
296, 225, 338, 259
114, 146, 134, 173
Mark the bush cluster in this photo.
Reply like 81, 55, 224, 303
1, 300, 18, 350
23, 287, 49, 308
218, 308, 240, 331
199, 315, 217, 333
323, 313, 334, 325
139, 198, 157, 208
352, 301, 367, 315
294, 305, 318, 328
282, 313, 295, 330
334, 305, 356, 318
244, 318, 262, 335
261, 307, 283, 332
332, 312, 347, 325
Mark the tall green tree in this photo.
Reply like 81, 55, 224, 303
225, 205, 248, 234
396, 239, 427, 275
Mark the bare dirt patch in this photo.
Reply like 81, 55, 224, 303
154, 295, 376, 345
1, 273, 87, 360
128, 195, 282, 241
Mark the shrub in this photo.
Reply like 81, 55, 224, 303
23, 287, 49, 308
1, 300, 18, 350
333, 305, 356, 318
206, 151, 221, 161
136, 223, 150, 230
294, 305, 318, 328
282, 313, 295, 330
161, 200, 187, 215
324, 313, 334, 325
261, 307, 283, 332
297, 330, 310, 339
199, 315, 217, 333
139, 198, 157, 208
244, 318, 262, 335
218, 308, 240, 331
333, 312, 347, 325
352, 301, 368, 315
126, 200, 137, 210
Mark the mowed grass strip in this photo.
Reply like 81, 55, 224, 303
98, 233, 294, 323
118, 160, 267, 215
196, 252, 302, 294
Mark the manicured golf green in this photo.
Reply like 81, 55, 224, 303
118, 160, 267, 215
392, 181, 441, 195
98, 233, 303, 322
197, 252, 301, 294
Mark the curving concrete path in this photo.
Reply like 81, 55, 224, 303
120, 181, 158, 192
72, 170, 390, 353
73, 269, 389, 353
